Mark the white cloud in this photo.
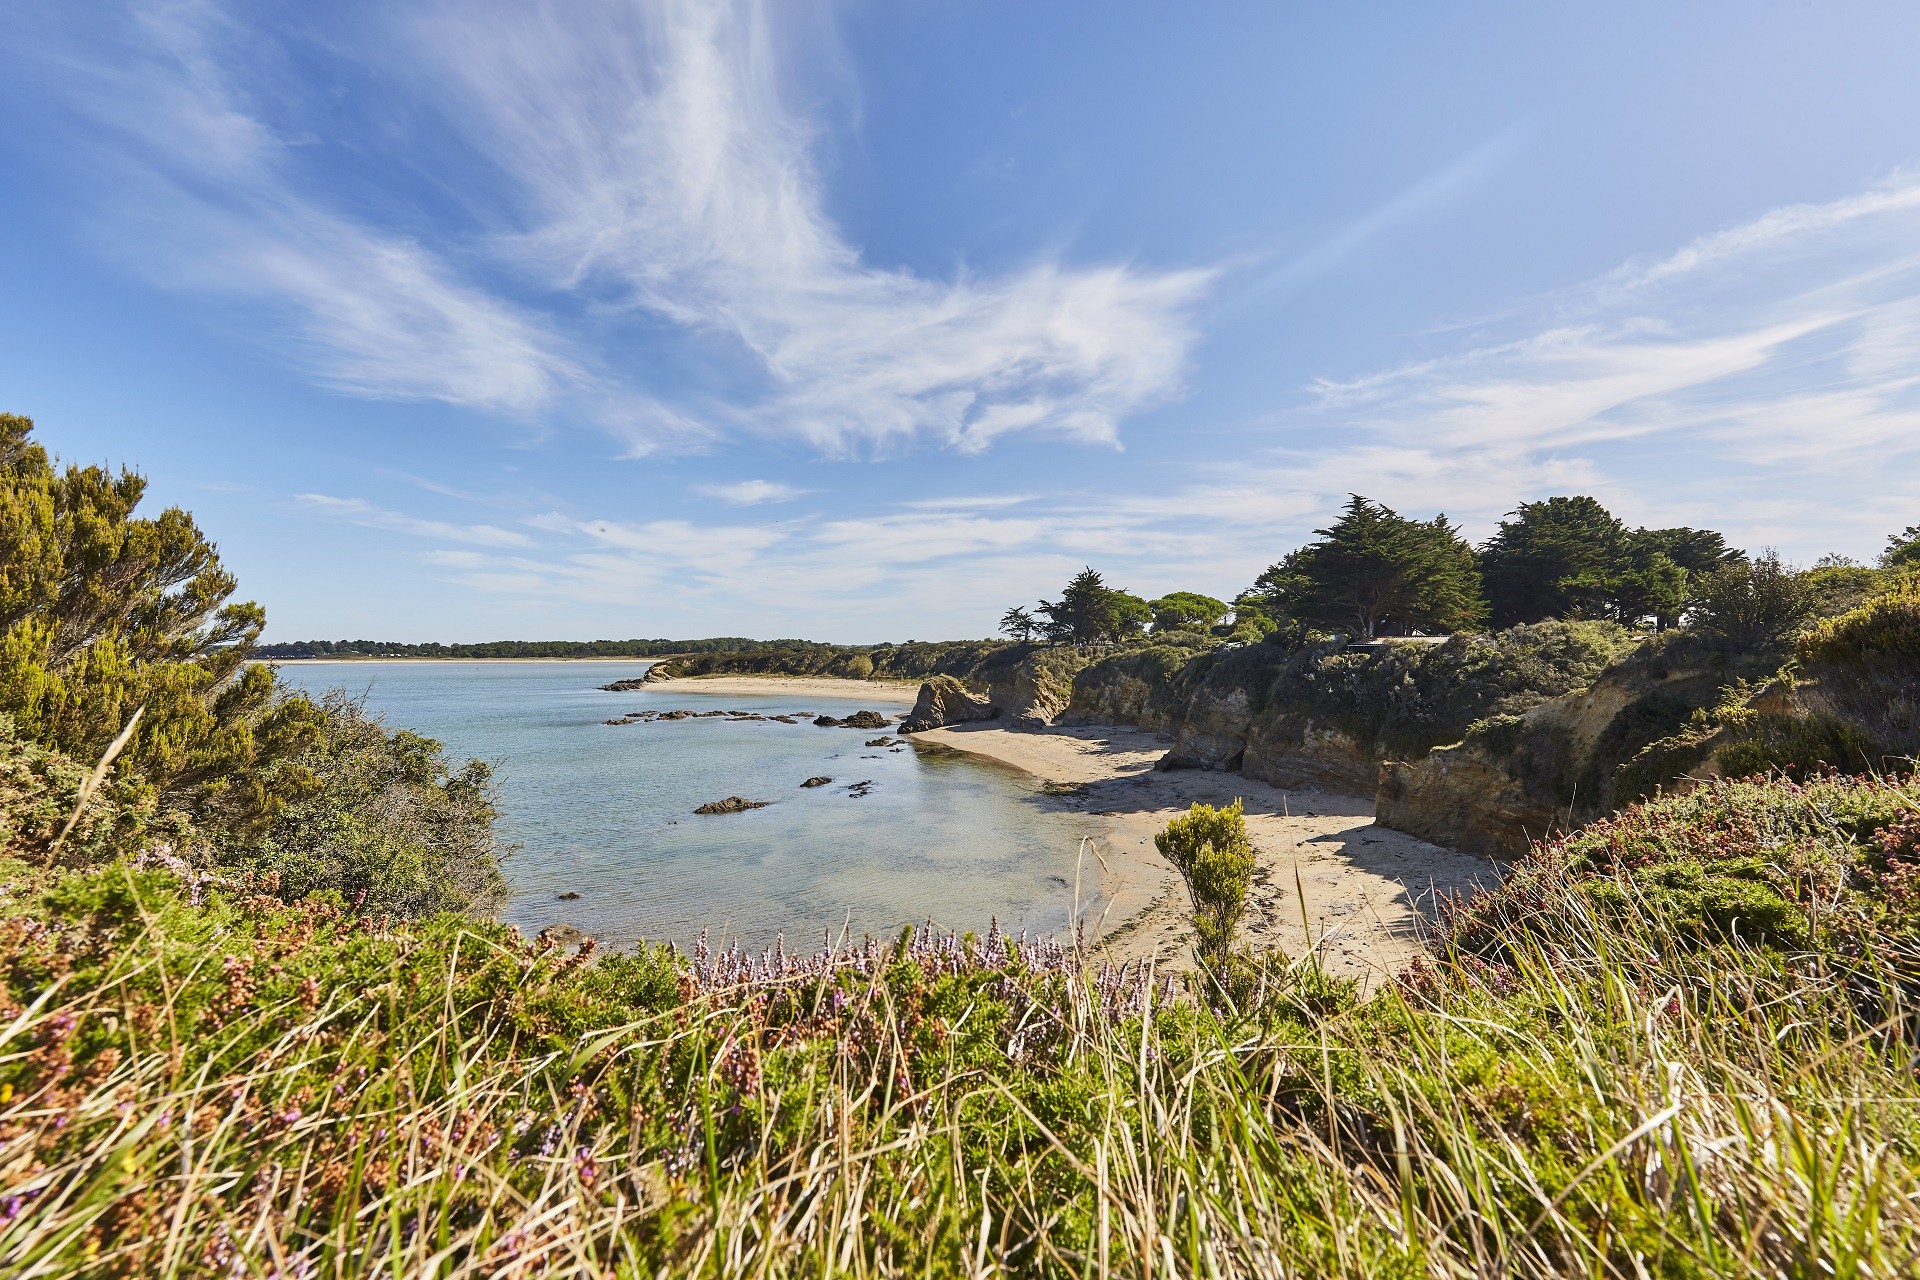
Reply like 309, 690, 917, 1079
1285, 175, 1920, 553
293, 494, 532, 547
898, 494, 1038, 511
17, 0, 1209, 456
692, 479, 810, 506
405, 0, 1213, 453
14, 3, 636, 426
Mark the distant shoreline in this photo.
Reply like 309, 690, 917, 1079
266, 656, 669, 665
642, 674, 920, 701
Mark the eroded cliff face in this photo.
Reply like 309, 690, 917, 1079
1151, 642, 1403, 793
1060, 644, 1210, 735
1373, 637, 1758, 857
1376, 751, 1559, 859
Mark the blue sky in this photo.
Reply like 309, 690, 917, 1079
3, 1, 1919, 642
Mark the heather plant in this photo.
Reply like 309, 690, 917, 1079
1154, 799, 1255, 971
5, 773, 1920, 1276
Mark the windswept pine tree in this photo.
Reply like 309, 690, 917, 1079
1250, 495, 1485, 640
0, 413, 317, 831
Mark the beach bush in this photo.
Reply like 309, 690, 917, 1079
1154, 800, 1255, 970
211, 691, 510, 917
0, 413, 320, 834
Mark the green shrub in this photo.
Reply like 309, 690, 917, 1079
1797, 578, 1920, 668
213, 692, 509, 917
0, 414, 318, 833
1270, 619, 1637, 759
1444, 772, 1918, 957
1155, 799, 1255, 970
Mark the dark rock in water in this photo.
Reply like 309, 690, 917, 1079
813, 714, 843, 727
770, 715, 798, 724
901, 675, 997, 733
599, 677, 649, 691
865, 736, 900, 747
694, 796, 769, 815
840, 709, 891, 730
845, 779, 875, 798
659, 709, 692, 720
556, 891, 582, 900
800, 776, 832, 788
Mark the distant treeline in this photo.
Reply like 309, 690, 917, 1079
255, 637, 822, 660
651, 639, 1004, 683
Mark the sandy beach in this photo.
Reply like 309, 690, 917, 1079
915, 722, 1497, 987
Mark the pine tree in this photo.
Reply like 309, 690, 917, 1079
0, 413, 318, 831
1275, 496, 1485, 639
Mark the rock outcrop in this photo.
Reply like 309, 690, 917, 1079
1060, 643, 1207, 734
694, 796, 768, 815
1373, 633, 1759, 856
901, 675, 998, 733
816, 709, 894, 729
1376, 751, 1562, 859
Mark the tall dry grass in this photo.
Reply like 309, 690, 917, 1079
3, 775, 1918, 1276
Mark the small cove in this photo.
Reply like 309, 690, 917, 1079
273, 661, 1095, 949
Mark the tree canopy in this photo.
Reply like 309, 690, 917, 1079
1884, 525, 1920, 571
0, 413, 317, 830
1251, 496, 1484, 640
1686, 550, 1817, 650
1479, 496, 1738, 628
1032, 568, 1151, 644
1148, 592, 1229, 633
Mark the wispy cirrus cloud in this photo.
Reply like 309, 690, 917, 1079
13, 3, 632, 426
407, 0, 1212, 454
1285, 174, 1920, 549
293, 494, 532, 547
692, 480, 811, 506
13, 0, 1210, 456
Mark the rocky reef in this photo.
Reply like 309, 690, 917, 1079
694, 796, 768, 815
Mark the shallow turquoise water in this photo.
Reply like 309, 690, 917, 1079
273, 663, 1091, 949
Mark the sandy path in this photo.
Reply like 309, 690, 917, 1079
915, 722, 1497, 989
642, 675, 920, 703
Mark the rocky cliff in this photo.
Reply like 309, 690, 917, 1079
1147, 622, 1638, 796
1376, 633, 1783, 857
1058, 639, 1213, 734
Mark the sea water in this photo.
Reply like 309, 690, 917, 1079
273, 662, 1094, 950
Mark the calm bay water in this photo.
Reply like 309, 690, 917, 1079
273, 662, 1092, 949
